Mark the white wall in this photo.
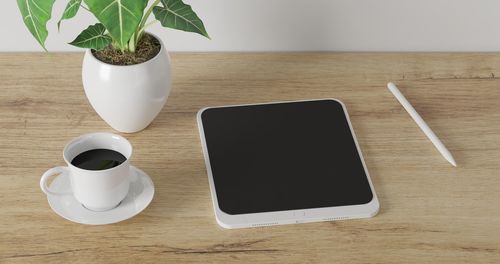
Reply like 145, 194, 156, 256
3, 0, 500, 52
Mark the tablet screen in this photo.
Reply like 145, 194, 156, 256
200, 99, 373, 215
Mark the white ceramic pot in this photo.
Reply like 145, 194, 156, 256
82, 34, 171, 133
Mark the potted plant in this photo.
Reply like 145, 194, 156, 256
17, 0, 209, 133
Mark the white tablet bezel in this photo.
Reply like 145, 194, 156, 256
197, 99, 379, 229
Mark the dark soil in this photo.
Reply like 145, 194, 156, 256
92, 33, 161, 66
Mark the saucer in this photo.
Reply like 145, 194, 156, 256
46, 166, 154, 225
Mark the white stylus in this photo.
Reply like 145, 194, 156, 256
387, 82, 457, 167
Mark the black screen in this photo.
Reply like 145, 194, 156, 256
201, 99, 373, 215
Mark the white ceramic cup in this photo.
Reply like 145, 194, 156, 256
40, 133, 132, 211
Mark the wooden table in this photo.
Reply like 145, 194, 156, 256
1, 53, 500, 263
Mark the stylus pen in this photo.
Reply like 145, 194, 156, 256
387, 82, 457, 167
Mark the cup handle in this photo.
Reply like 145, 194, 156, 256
40, 166, 72, 196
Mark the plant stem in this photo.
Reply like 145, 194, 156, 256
144, 20, 159, 29
138, 20, 158, 37
132, 0, 161, 51
130, 31, 137, 52
139, 0, 161, 33
80, 4, 90, 12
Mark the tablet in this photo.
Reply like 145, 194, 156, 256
197, 99, 379, 229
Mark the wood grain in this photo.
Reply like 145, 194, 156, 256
1, 53, 500, 263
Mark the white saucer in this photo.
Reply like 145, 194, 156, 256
47, 166, 154, 225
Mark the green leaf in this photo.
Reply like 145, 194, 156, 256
58, 0, 82, 30
17, 0, 56, 51
153, 0, 209, 38
83, 0, 148, 50
69, 23, 112, 50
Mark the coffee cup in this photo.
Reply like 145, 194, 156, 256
40, 132, 132, 211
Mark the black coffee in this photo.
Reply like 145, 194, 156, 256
71, 149, 126, 170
